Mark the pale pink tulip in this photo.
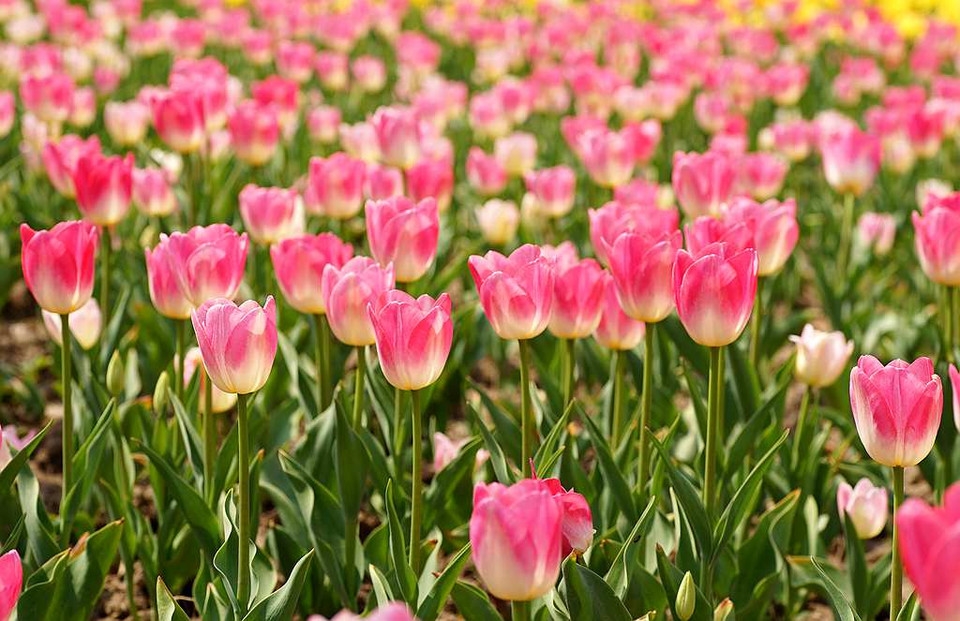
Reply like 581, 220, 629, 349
42, 298, 102, 350
192, 297, 278, 395
790, 324, 854, 388
548, 258, 605, 340
605, 231, 683, 323
468, 245, 555, 341
184, 347, 237, 413
270, 233, 353, 315
321, 257, 395, 346
238, 184, 303, 246
160, 224, 249, 307
594, 275, 645, 351
672, 150, 736, 218
21, 221, 99, 315
837, 478, 888, 539
304, 153, 366, 219
368, 290, 452, 391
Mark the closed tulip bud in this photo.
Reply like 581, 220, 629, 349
104, 101, 151, 146
857, 212, 896, 256
789, 324, 854, 388
366, 197, 439, 283
820, 127, 881, 197
525, 166, 576, 218
228, 101, 280, 167
368, 291, 452, 391
549, 258, 606, 340
676, 572, 696, 621
132, 167, 177, 217
837, 478, 888, 539
184, 347, 237, 413
238, 184, 304, 246
0, 550, 23, 621
673, 242, 758, 347
470, 479, 563, 601
364, 165, 404, 201
542, 478, 594, 556
494, 132, 538, 177
106, 350, 125, 397
310, 602, 416, 621
370, 106, 422, 170
306, 106, 341, 144
594, 275, 645, 350
321, 257, 395, 346
42, 299, 102, 350
42, 134, 103, 199
21, 221, 99, 315
672, 151, 736, 219
725, 197, 799, 276
153, 90, 206, 154
74, 152, 134, 227
589, 200, 679, 266
714, 599, 734, 621
850, 356, 942, 467
896, 483, 960, 621
304, 153, 367, 219
475, 199, 519, 246
605, 230, 682, 324
271, 233, 353, 315
468, 245, 555, 341
192, 297, 278, 395
160, 224, 248, 307
913, 203, 960, 286
406, 158, 453, 212
153, 371, 170, 415
466, 147, 508, 196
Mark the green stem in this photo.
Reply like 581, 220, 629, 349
512, 600, 531, 621
891, 466, 904, 619
518, 339, 534, 477
637, 324, 655, 496
352, 346, 366, 431
952, 287, 960, 362
101, 227, 112, 328
60, 314, 73, 539
611, 350, 626, 448
837, 192, 855, 283
561, 338, 575, 409
392, 387, 404, 478
174, 319, 186, 403
313, 314, 327, 413
320, 314, 332, 409
704, 347, 724, 517
791, 386, 812, 472
236, 392, 251, 614
409, 390, 423, 573
749, 278, 763, 368
203, 372, 216, 505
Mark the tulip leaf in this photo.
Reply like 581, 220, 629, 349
654, 545, 713, 621
451, 581, 502, 621
810, 556, 863, 621
896, 593, 920, 621
0, 421, 51, 491
416, 542, 471, 621
468, 402, 514, 484
62, 400, 118, 530
334, 399, 369, 520
604, 496, 656, 598
369, 563, 395, 608
242, 549, 314, 621
385, 480, 418, 605
169, 392, 204, 487
533, 401, 572, 474
562, 558, 631, 621
578, 403, 635, 519
157, 577, 191, 621
17, 465, 59, 566
842, 513, 869, 617
649, 435, 712, 559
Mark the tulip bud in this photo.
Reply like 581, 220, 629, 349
153, 371, 170, 415
676, 572, 696, 621
714, 599, 734, 621
789, 324, 854, 388
106, 350, 125, 397
837, 478, 888, 539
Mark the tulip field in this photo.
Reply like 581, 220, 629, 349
6, 0, 960, 619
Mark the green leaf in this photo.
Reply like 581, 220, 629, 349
811, 557, 863, 621
416, 542, 471, 621
369, 564, 395, 608
655, 545, 712, 621
451, 581, 502, 621
468, 403, 514, 484
896, 593, 920, 621
603, 497, 656, 598
157, 577, 191, 621
842, 513, 869, 616
385, 480, 418, 605
169, 392, 204, 487
242, 550, 315, 621
649, 435, 712, 560
335, 401, 369, 519
62, 400, 118, 529
17, 465, 58, 566
533, 401, 572, 472
0, 421, 51, 490
578, 404, 635, 519
562, 559, 631, 621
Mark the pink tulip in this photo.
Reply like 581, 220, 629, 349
433, 432, 469, 472
594, 274, 645, 351
0, 550, 22, 621
0, 92, 14, 139
475, 199, 519, 246
734, 153, 789, 201
857, 212, 896, 256
605, 230, 683, 324
820, 127, 881, 197
251, 75, 300, 132
103, 101, 150, 147
525, 166, 576, 218
192, 297, 277, 395
145, 239, 194, 320
466, 147, 508, 196
896, 483, 960, 621
74, 152, 134, 227
468, 245, 555, 341
368, 290, 452, 391
725, 197, 799, 276
613, 178, 660, 206
542, 478, 594, 557
548, 258, 606, 340
238, 184, 303, 246
364, 165, 404, 201
306, 106, 341, 144
276, 41, 315, 83
760, 119, 814, 162
406, 158, 453, 213
20, 72, 74, 123
228, 101, 280, 167
41, 134, 102, 199
469, 479, 563, 601
837, 478, 888, 539
132, 167, 177, 217
849, 356, 942, 467
365, 196, 439, 283
270, 233, 353, 315
160, 224, 249, 307
304, 153, 367, 219
352, 55, 387, 92
340, 122, 381, 162
789, 324, 854, 388
153, 90, 206, 153
370, 106, 422, 170
912, 203, 960, 285
321, 257, 395, 346
42, 299, 102, 350
68, 87, 96, 127
672, 150, 736, 218
576, 128, 635, 189
950, 364, 960, 432
494, 132, 538, 177
311, 602, 417, 621
184, 347, 237, 413
673, 242, 758, 347
684, 217, 754, 257
589, 200, 679, 266
21, 221, 99, 315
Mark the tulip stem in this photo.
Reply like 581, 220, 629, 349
174, 319, 186, 403
704, 346, 724, 517
637, 324, 655, 496
791, 386, 811, 472
749, 278, 763, 368
236, 392, 251, 614
837, 192, 855, 285
352, 346, 366, 431
203, 372, 216, 505
59, 314, 73, 538
952, 287, 960, 361
409, 389, 423, 574
891, 466, 904, 619
393, 387, 405, 478
511, 600, 531, 621
518, 339, 534, 477
313, 314, 331, 412
561, 338, 575, 410
611, 350, 626, 448
101, 227, 111, 327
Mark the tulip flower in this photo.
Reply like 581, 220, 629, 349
0, 550, 22, 621
857, 212, 896, 256
74, 152, 134, 228
475, 199, 520, 246
406, 158, 453, 212
589, 200, 679, 266
370, 106, 422, 170
542, 478, 594, 557
153, 90, 206, 154
366, 197, 439, 283
365, 165, 404, 200
466, 147, 508, 196
228, 100, 281, 167
309, 602, 416, 621
306, 106, 341, 144
184, 347, 237, 414
0, 92, 14, 139
897, 483, 960, 621
576, 127, 635, 188
672, 151, 736, 218
594, 275, 645, 352
304, 153, 367, 219
837, 478, 888, 539
238, 184, 304, 246
104, 101, 151, 146
192, 296, 277, 611
820, 127, 881, 197
912, 203, 960, 286
271, 234, 354, 316
494, 132, 538, 177
470, 479, 563, 602
321, 256, 395, 347
42, 299, 102, 351
790, 324, 854, 388
733, 153, 789, 201
132, 167, 178, 217
524, 166, 576, 218
548, 258, 605, 341
683, 217, 754, 258
20, 72, 75, 124
41, 134, 102, 199
161, 224, 249, 307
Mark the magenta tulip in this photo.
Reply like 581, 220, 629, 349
468, 244, 555, 341
912, 202, 960, 286
152, 90, 206, 154
542, 478, 594, 557
548, 258, 606, 340
406, 158, 453, 213
270, 234, 353, 315
41, 134, 102, 199
368, 290, 452, 391
370, 106, 422, 170
21, 221, 99, 315
683, 216, 754, 257
228, 100, 281, 167
160, 224, 249, 307
74, 152, 134, 227
0, 550, 22, 621
588, 200, 679, 266
321, 256, 395, 346
605, 230, 683, 323
466, 147, 508, 196
365, 196, 439, 283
